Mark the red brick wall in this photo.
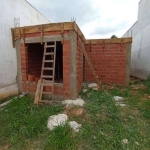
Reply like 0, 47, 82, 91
76, 36, 83, 94
84, 43, 127, 85
20, 30, 129, 99
20, 31, 72, 98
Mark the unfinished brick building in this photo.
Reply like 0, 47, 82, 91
12, 22, 132, 100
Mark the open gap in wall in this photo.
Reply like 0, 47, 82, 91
27, 41, 63, 83
55, 41, 63, 83
27, 43, 44, 81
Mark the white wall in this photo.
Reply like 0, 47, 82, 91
0, 0, 50, 99
123, 0, 150, 79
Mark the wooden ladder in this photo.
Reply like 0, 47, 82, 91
34, 41, 56, 105
83, 47, 103, 90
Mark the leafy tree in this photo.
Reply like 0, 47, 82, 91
111, 35, 117, 38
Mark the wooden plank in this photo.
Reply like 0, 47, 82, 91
13, 22, 86, 42
11, 28, 15, 48
38, 100, 53, 105
14, 28, 21, 40
17, 22, 74, 34
74, 22, 85, 42
13, 21, 131, 46
34, 79, 41, 105
85, 38, 132, 44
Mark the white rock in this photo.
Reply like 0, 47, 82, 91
122, 139, 128, 144
69, 121, 81, 132
92, 87, 98, 91
82, 89, 87, 93
19, 92, 28, 98
134, 141, 139, 146
62, 98, 85, 107
119, 104, 126, 107
88, 83, 97, 88
115, 102, 126, 107
47, 114, 68, 131
114, 96, 124, 101
129, 116, 134, 119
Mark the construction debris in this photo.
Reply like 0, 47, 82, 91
62, 98, 85, 107
134, 141, 139, 146
122, 139, 128, 144
88, 83, 99, 90
0, 92, 28, 110
69, 121, 81, 132
115, 102, 126, 107
64, 107, 86, 117
82, 89, 88, 93
114, 96, 124, 101
19, 92, 28, 98
47, 114, 68, 131
88, 83, 97, 88
47, 114, 82, 132
0, 100, 12, 109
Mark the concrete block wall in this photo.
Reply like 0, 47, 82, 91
84, 43, 131, 85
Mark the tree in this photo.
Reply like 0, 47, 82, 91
111, 35, 117, 38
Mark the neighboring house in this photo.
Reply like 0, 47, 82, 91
0, 0, 50, 99
123, 0, 150, 79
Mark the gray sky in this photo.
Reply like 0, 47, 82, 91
27, 0, 140, 39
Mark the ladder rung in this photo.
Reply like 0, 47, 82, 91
38, 100, 53, 104
39, 91, 53, 94
43, 60, 54, 62
45, 45, 55, 48
42, 67, 54, 70
42, 82, 53, 86
43, 79, 53, 83
42, 75, 53, 78
45, 53, 55, 55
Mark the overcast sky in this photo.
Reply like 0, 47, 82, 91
27, 0, 140, 39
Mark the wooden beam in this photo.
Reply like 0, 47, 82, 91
85, 38, 132, 44
12, 22, 132, 45
13, 22, 86, 42
11, 28, 15, 48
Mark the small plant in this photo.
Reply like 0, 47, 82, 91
145, 76, 150, 94
111, 35, 118, 38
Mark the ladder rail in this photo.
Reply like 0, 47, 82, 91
83, 47, 103, 90
52, 41, 56, 95
34, 41, 56, 105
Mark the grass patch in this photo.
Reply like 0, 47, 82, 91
44, 124, 78, 150
145, 76, 150, 94
0, 80, 150, 149
0, 96, 63, 149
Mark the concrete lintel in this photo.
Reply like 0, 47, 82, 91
24, 35, 69, 44
69, 31, 77, 99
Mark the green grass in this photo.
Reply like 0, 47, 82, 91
145, 76, 150, 94
0, 96, 64, 149
0, 79, 150, 150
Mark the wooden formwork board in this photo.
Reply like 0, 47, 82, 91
12, 21, 132, 45
13, 22, 86, 42
85, 38, 132, 44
